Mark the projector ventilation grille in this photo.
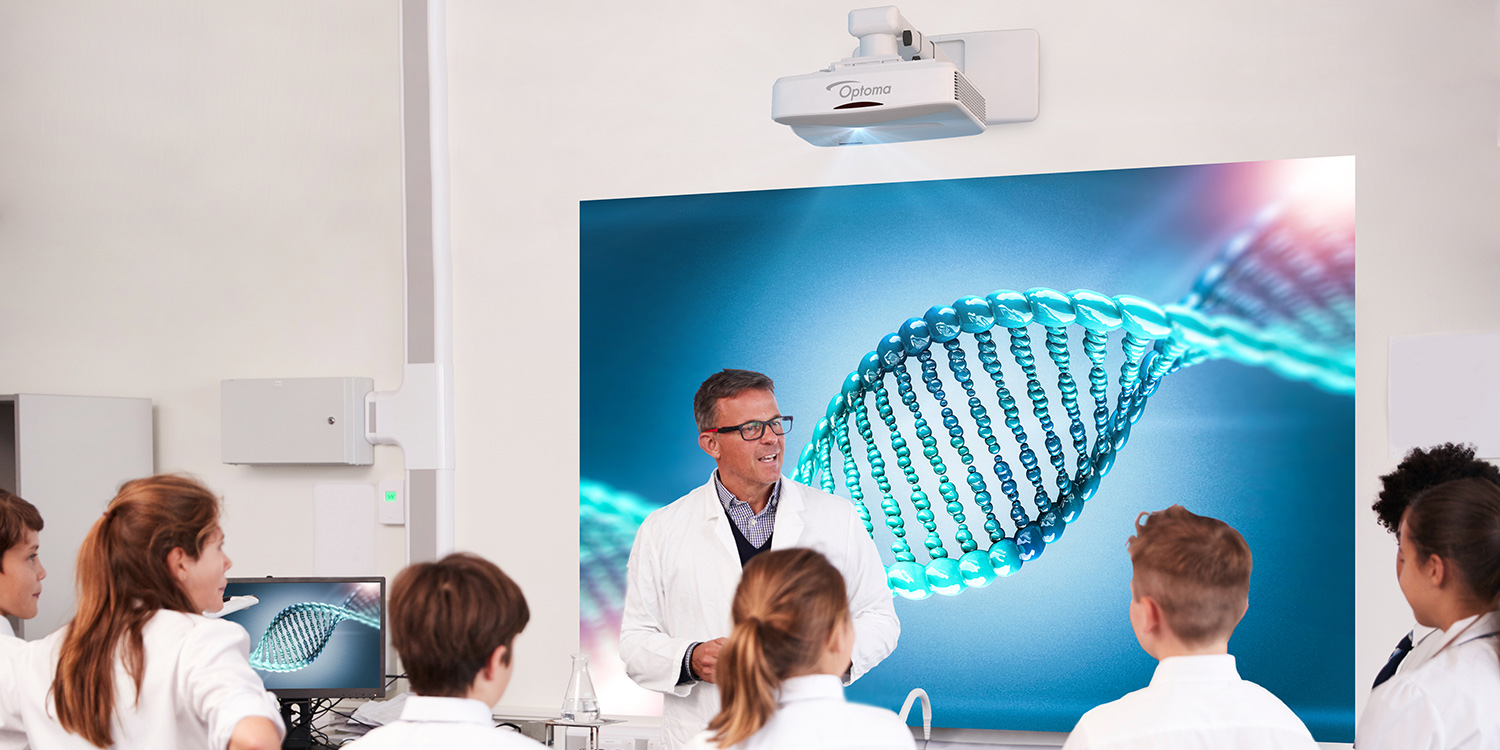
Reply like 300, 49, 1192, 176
954, 71, 986, 123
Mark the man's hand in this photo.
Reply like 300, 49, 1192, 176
692, 637, 728, 684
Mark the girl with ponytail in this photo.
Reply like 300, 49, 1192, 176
1357, 476, 1500, 748
0, 474, 283, 750
686, 548, 913, 750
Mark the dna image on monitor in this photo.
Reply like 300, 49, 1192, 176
580, 157, 1355, 738
222, 577, 386, 699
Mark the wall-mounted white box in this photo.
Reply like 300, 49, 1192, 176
221, 377, 374, 465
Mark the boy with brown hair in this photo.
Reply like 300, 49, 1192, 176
1062, 505, 1317, 749
349, 553, 543, 749
0, 489, 44, 750
0, 488, 46, 643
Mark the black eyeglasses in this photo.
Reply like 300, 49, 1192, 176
706, 415, 793, 441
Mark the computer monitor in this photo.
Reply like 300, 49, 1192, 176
221, 576, 386, 700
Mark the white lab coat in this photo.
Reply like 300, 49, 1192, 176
0, 609, 285, 750
682, 674, 915, 750
1061, 654, 1318, 750
345, 695, 546, 749
619, 474, 900, 750
1357, 611, 1500, 750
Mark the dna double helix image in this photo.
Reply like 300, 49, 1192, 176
580, 479, 655, 646
249, 586, 382, 673
793, 198, 1353, 600
580, 156, 1357, 735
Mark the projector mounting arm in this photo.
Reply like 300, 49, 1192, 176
847, 5, 953, 65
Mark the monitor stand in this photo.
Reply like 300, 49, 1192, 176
279, 699, 315, 750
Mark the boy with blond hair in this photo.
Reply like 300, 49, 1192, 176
1062, 505, 1316, 749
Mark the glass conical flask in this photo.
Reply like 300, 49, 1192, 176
561, 652, 600, 722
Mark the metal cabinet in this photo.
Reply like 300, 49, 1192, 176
0, 394, 153, 639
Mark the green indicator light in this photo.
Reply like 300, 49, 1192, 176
384, 491, 397, 502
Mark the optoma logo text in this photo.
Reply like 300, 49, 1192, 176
825, 80, 892, 99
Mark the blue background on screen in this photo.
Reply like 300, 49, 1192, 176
579, 161, 1354, 740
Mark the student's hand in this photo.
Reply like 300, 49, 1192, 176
693, 637, 728, 684
227, 716, 281, 750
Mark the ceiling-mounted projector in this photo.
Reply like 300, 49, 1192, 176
772, 6, 1039, 147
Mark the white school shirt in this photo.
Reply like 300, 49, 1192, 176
1394, 623, 1442, 677
0, 618, 24, 750
0, 609, 284, 750
1061, 654, 1318, 750
0, 617, 19, 659
1357, 612, 1500, 750
682, 675, 915, 750
619, 474, 900, 750
346, 695, 545, 750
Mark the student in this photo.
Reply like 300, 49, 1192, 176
1355, 477, 1500, 749
0, 474, 283, 750
348, 553, 543, 749
0, 490, 44, 750
1369, 443, 1500, 688
685, 548, 914, 750
620, 370, 898, 750
0, 489, 45, 643
1062, 505, 1317, 750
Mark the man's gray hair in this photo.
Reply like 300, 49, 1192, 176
694, 369, 775, 432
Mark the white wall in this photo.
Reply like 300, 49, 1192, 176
2, 0, 1498, 728
0, 2, 410, 604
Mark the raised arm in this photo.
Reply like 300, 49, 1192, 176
227, 717, 281, 750
179, 620, 286, 750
